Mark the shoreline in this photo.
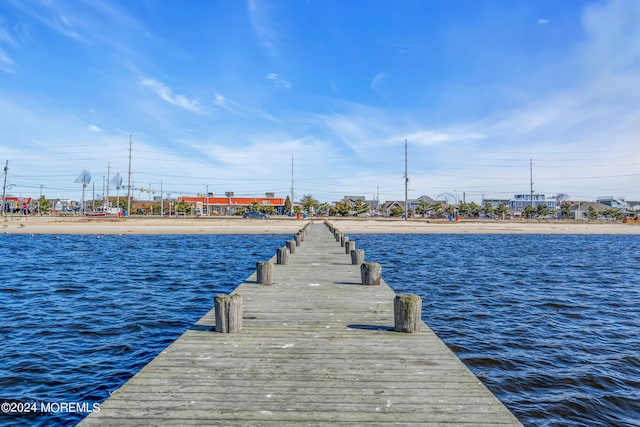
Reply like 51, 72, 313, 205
1, 216, 639, 235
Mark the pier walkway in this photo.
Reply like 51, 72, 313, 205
80, 222, 522, 426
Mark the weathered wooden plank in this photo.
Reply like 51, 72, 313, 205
79, 222, 522, 426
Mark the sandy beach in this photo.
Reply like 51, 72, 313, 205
1, 215, 639, 235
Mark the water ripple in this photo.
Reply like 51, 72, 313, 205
354, 233, 640, 427
0, 233, 286, 427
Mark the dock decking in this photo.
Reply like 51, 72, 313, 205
79, 222, 522, 426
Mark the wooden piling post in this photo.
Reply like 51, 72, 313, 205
286, 239, 296, 254
295, 234, 302, 246
335, 232, 342, 243
345, 240, 355, 254
257, 261, 273, 285
351, 249, 365, 265
277, 247, 290, 265
394, 294, 422, 333
341, 235, 348, 247
360, 262, 381, 286
214, 294, 243, 333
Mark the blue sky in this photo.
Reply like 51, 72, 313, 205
1, 0, 639, 204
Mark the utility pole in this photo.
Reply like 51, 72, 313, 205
290, 154, 294, 214
160, 180, 164, 217
39, 184, 43, 216
404, 139, 408, 221
2, 160, 8, 220
127, 135, 132, 216
106, 162, 110, 212
530, 158, 534, 209
102, 176, 105, 211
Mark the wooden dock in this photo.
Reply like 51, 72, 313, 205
79, 222, 522, 426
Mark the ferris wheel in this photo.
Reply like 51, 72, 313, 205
435, 192, 457, 206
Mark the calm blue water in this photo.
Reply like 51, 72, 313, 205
0, 234, 286, 427
1, 233, 639, 426
353, 233, 640, 427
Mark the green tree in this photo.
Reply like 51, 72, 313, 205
317, 202, 331, 215
38, 195, 51, 214
522, 205, 536, 219
610, 209, 624, 220
301, 194, 319, 214
560, 201, 573, 219
536, 204, 550, 218
467, 202, 482, 217
390, 205, 404, 217
429, 202, 444, 217
352, 199, 370, 216
175, 201, 192, 214
496, 203, 510, 219
483, 202, 494, 217
113, 198, 127, 211
284, 196, 292, 215
262, 205, 275, 215
457, 202, 469, 217
587, 206, 598, 220
332, 203, 349, 216
416, 198, 430, 217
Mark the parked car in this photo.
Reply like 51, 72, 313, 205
242, 211, 268, 219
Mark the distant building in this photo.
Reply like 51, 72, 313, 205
382, 200, 405, 217
180, 195, 286, 215
341, 196, 366, 208
50, 199, 79, 213
626, 201, 640, 211
3, 196, 33, 213
339, 196, 376, 216
570, 201, 614, 220
481, 198, 510, 209
509, 194, 557, 215
596, 196, 628, 210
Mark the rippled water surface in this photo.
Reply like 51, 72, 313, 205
1, 232, 639, 426
0, 234, 286, 427
353, 233, 640, 427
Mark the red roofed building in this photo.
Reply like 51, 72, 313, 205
179, 195, 287, 216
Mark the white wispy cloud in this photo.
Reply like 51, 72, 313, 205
581, 0, 640, 77
214, 93, 225, 106
266, 73, 291, 89
7, 1, 86, 42
140, 78, 204, 113
87, 125, 102, 132
405, 130, 485, 146
537, 18, 549, 25
0, 26, 17, 73
248, 0, 279, 56
0, 27, 18, 46
213, 93, 244, 116
0, 48, 14, 73
371, 72, 387, 93
6, 0, 151, 54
